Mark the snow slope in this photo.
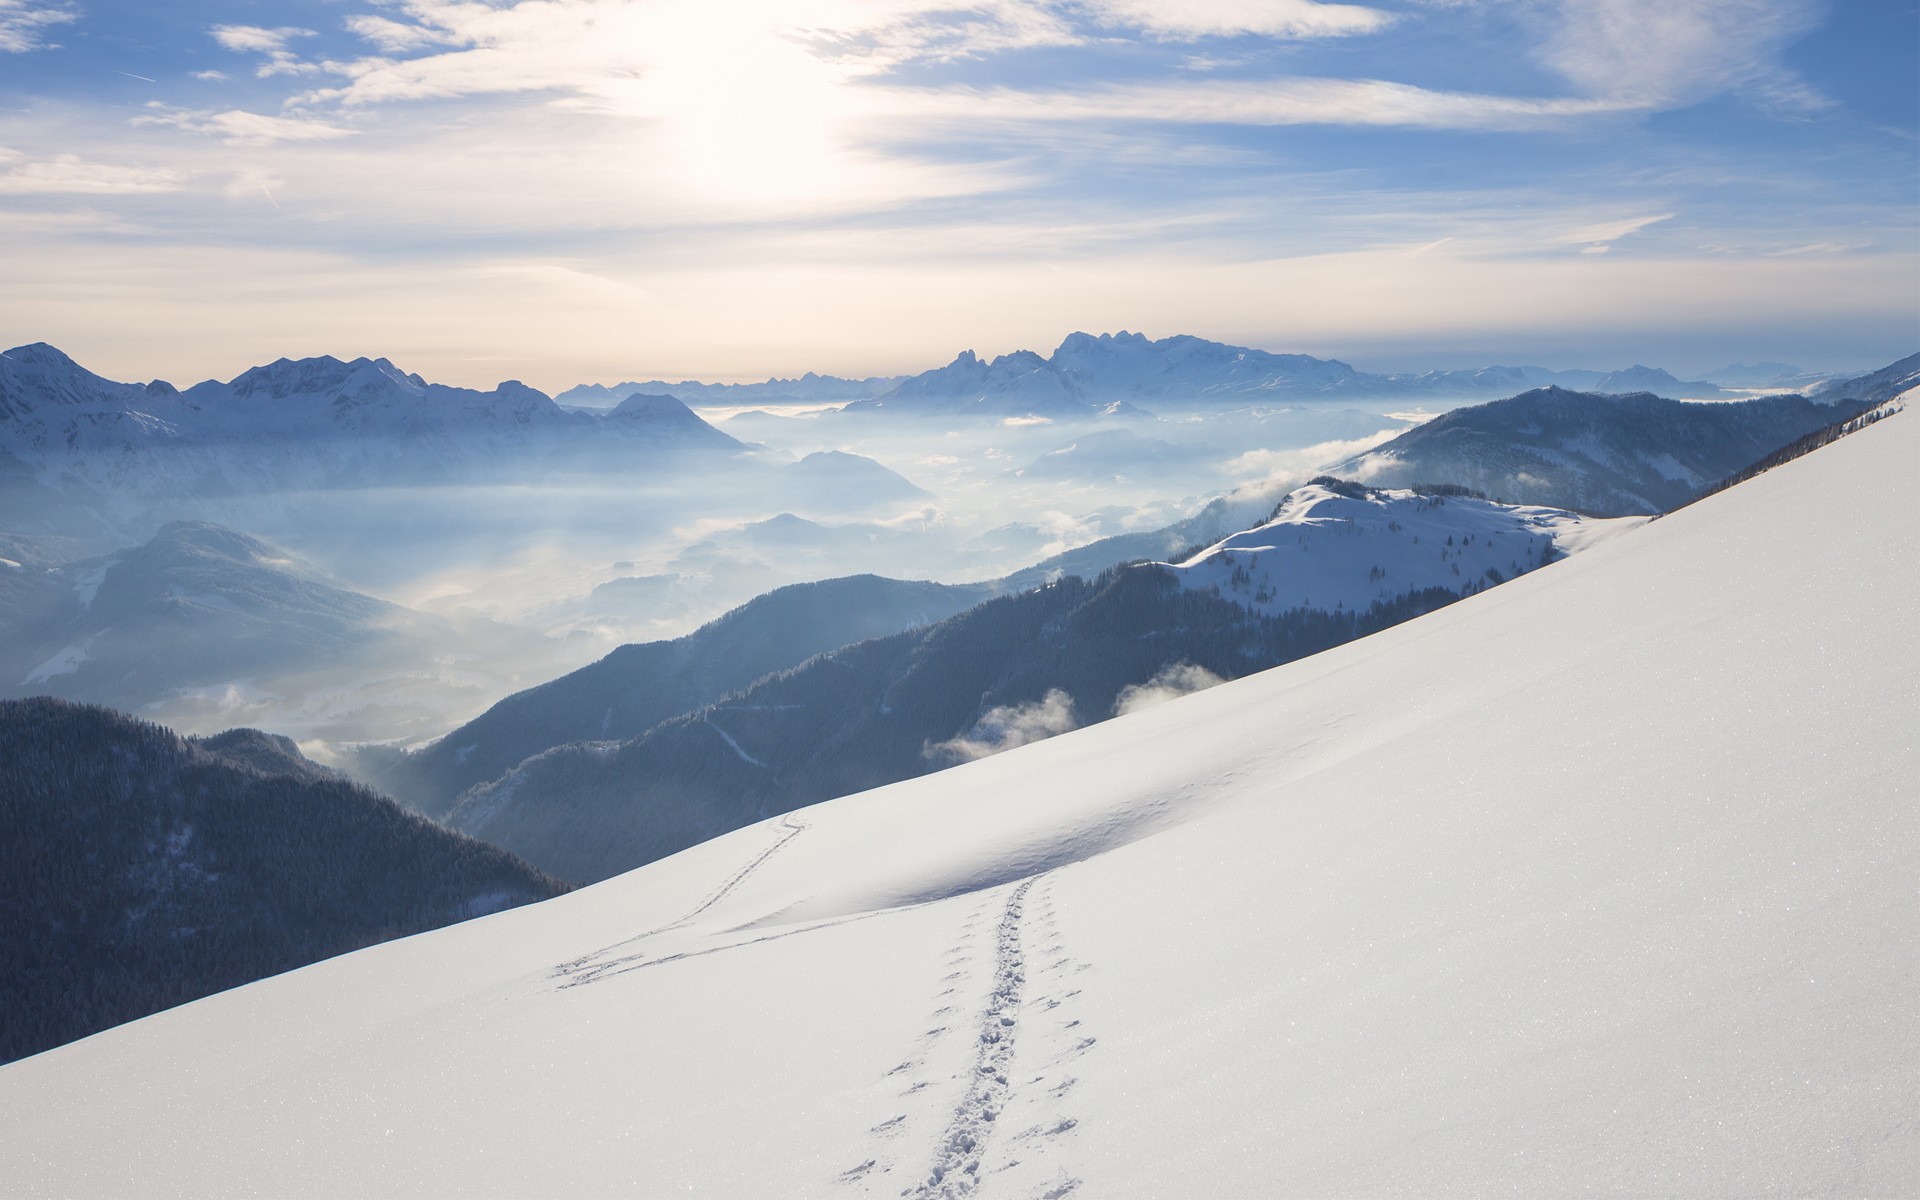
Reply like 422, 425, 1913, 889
1, 414, 1913, 1197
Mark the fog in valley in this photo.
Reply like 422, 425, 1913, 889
2, 338, 1457, 756
9, 334, 1858, 764
237, 399, 1410, 752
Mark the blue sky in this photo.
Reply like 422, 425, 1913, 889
0, 0, 1914, 388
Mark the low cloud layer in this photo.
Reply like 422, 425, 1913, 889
1114, 662, 1225, 716
927, 689, 1079, 763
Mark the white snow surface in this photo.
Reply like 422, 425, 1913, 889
2, 416, 1915, 1198
1165, 482, 1645, 615
22, 638, 93, 684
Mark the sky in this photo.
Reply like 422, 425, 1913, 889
0, 0, 1914, 389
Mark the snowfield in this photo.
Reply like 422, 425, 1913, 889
1, 414, 1914, 1197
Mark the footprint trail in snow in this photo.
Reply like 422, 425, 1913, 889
551, 813, 807, 987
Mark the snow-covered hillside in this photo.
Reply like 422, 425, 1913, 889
1166, 480, 1642, 615
1, 413, 1912, 1197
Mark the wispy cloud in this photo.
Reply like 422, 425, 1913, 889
881, 76, 1639, 131
136, 105, 355, 146
342, 14, 464, 54
209, 24, 321, 78
0, 0, 74, 53
1538, 0, 1829, 111
0, 146, 183, 194
1561, 212, 1675, 253
1083, 0, 1392, 39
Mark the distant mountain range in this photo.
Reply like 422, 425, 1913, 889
556, 372, 904, 409
0, 343, 747, 543
557, 331, 1771, 422
1587, 365, 1726, 398
839, 333, 1608, 420
0, 697, 568, 1064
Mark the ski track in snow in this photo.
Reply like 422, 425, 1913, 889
839, 873, 1091, 1199
910, 876, 1035, 1198
552, 814, 806, 987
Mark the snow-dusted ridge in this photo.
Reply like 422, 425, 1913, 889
1165, 479, 1645, 616
0, 413, 1912, 1196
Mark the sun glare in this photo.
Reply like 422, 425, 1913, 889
606, 2, 865, 207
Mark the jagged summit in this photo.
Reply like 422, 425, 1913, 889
218, 354, 426, 402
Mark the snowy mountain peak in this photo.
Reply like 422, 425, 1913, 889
1052, 329, 1151, 356
0, 341, 163, 416
221, 354, 426, 402
1165, 478, 1639, 616
2, 342, 86, 370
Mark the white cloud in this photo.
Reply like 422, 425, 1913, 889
1114, 662, 1225, 716
883, 76, 1638, 131
0, 0, 74, 53
1538, 0, 1828, 111
926, 689, 1078, 762
0, 149, 183, 194
1561, 212, 1674, 252
1084, 0, 1392, 39
293, 2, 1619, 135
210, 23, 322, 77
1224, 431, 1403, 482
136, 106, 355, 145
1766, 241, 1870, 257
343, 14, 463, 53
209, 24, 312, 54
192, 69, 230, 82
